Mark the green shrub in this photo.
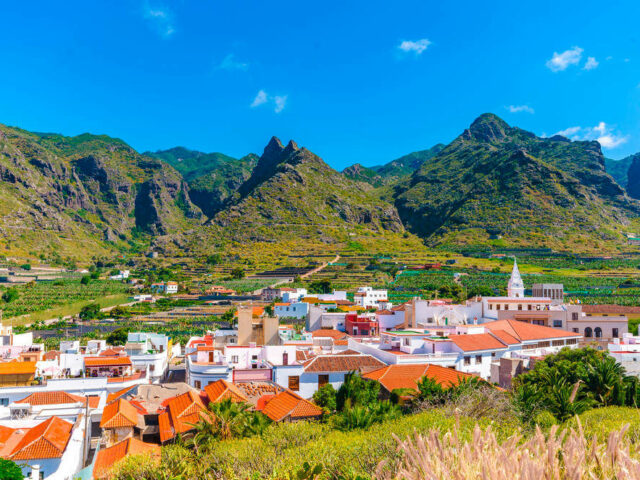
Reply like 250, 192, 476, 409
564, 406, 640, 444
533, 410, 557, 429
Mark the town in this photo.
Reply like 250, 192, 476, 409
1, 258, 638, 479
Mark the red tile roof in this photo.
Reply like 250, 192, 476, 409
303, 354, 385, 373
484, 319, 581, 341
93, 437, 160, 479
448, 333, 507, 352
100, 399, 140, 429
311, 329, 348, 340
363, 364, 476, 392
85, 357, 132, 367
204, 379, 249, 404
158, 391, 208, 443
7, 417, 73, 460
261, 390, 323, 422
0, 361, 37, 375
106, 385, 137, 404
16, 391, 98, 407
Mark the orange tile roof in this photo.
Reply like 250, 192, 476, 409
158, 391, 208, 443
100, 348, 125, 357
484, 319, 582, 341
100, 399, 140, 429
0, 361, 36, 375
489, 329, 520, 345
107, 385, 137, 404
8, 417, 73, 460
261, 390, 323, 422
93, 437, 160, 479
363, 364, 476, 392
303, 354, 385, 373
448, 333, 508, 352
204, 379, 249, 404
15, 391, 100, 408
311, 329, 348, 340
85, 357, 132, 367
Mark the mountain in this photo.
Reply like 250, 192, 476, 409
210, 137, 404, 242
342, 144, 445, 186
605, 156, 634, 188
148, 147, 258, 217
0, 125, 201, 259
625, 154, 640, 200
394, 114, 640, 250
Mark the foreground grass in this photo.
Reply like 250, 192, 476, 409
110, 407, 640, 480
8, 293, 131, 326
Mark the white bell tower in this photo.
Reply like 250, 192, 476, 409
508, 258, 525, 298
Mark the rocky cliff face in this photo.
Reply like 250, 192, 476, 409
625, 154, 640, 200
0, 124, 202, 257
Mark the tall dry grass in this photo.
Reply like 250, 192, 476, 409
378, 420, 640, 480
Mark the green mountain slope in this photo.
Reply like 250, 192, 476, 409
394, 114, 640, 251
343, 144, 445, 187
148, 147, 258, 217
605, 156, 633, 189
210, 137, 404, 242
0, 125, 201, 259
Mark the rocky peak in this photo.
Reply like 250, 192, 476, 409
465, 113, 511, 143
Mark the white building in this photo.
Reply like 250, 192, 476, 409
124, 332, 173, 383
353, 287, 388, 309
281, 288, 308, 303
274, 302, 310, 319
349, 320, 581, 380
109, 270, 130, 280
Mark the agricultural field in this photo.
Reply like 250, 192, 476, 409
0, 279, 132, 322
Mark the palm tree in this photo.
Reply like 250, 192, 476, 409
585, 356, 626, 406
548, 380, 593, 422
243, 411, 272, 436
208, 398, 251, 440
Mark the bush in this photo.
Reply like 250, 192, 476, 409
533, 410, 557, 430
2, 288, 19, 303
313, 384, 337, 413
79, 302, 101, 320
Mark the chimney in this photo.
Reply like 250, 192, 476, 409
31, 465, 40, 480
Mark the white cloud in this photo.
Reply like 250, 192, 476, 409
250, 90, 288, 113
144, 4, 175, 37
546, 46, 583, 72
274, 95, 288, 114
554, 122, 628, 149
398, 39, 431, 55
583, 56, 599, 70
507, 105, 535, 114
250, 90, 268, 108
220, 54, 248, 71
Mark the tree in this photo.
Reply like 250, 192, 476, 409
206, 254, 222, 266
79, 303, 101, 320
308, 280, 332, 294
80, 275, 91, 285
313, 384, 337, 413
336, 372, 380, 410
2, 288, 19, 303
230, 267, 245, 280
107, 328, 129, 346
21, 263, 31, 271
0, 459, 23, 480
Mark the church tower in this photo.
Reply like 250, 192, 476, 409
508, 258, 525, 298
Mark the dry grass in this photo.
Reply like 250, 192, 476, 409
378, 419, 640, 480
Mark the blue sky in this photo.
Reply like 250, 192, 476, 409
0, 0, 639, 169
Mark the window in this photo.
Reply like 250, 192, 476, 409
528, 305, 532, 310
404, 338, 410, 346
585, 327, 593, 338
496, 304, 501, 310
318, 374, 329, 388
231, 355, 239, 363
489, 304, 493, 310
517, 304, 523, 311
572, 312, 579, 321
0, 398, 8, 407
208, 352, 214, 363
595, 327, 602, 338
464, 356, 471, 366
288, 376, 300, 391
194, 380, 201, 389
252, 355, 258, 361
572, 328, 579, 333
553, 320, 563, 328
491, 352, 496, 358
475, 355, 482, 364
283, 352, 289, 365
150, 364, 155, 372
613, 328, 619, 338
